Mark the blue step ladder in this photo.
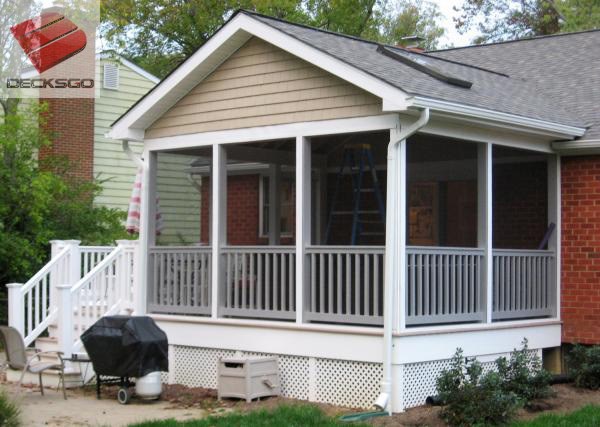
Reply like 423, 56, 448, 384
325, 144, 386, 245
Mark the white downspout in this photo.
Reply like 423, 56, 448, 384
122, 140, 145, 168
375, 108, 430, 414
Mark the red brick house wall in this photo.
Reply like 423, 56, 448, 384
39, 98, 94, 181
561, 155, 600, 344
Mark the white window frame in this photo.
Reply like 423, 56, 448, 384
258, 173, 294, 238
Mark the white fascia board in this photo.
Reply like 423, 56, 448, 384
411, 96, 586, 139
552, 139, 600, 155
109, 13, 410, 141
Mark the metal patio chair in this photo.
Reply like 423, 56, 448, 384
0, 326, 67, 399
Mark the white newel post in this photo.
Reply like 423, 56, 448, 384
56, 284, 73, 358
49, 240, 66, 311
117, 239, 139, 310
6, 283, 24, 336
65, 240, 81, 285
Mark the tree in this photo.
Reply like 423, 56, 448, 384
454, 0, 600, 44
382, 0, 445, 50
100, 0, 445, 78
0, 103, 128, 285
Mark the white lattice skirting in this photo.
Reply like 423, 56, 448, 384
168, 345, 541, 410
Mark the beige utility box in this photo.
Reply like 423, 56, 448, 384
217, 356, 281, 402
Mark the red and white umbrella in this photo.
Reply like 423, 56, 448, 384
126, 167, 164, 235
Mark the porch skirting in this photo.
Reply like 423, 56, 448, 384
164, 344, 541, 410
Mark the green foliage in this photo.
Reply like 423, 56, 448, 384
100, 0, 445, 78
437, 349, 522, 426
496, 339, 553, 404
454, 0, 600, 44
0, 102, 128, 285
511, 404, 600, 427
567, 344, 600, 389
128, 404, 368, 427
437, 341, 553, 426
0, 389, 21, 427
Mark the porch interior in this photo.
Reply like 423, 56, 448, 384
148, 130, 556, 327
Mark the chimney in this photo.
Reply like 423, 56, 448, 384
400, 35, 425, 53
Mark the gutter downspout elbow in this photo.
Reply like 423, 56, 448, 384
122, 140, 145, 169
376, 108, 429, 415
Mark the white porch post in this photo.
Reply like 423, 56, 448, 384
65, 240, 81, 285
211, 144, 227, 318
56, 284, 73, 358
477, 144, 493, 323
396, 137, 408, 331
49, 240, 66, 309
6, 283, 24, 335
547, 154, 561, 318
268, 164, 282, 245
296, 136, 311, 323
137, 150, 157, 315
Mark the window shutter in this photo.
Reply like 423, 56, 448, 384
103, 63, 119, 90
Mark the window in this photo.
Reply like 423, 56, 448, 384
103, 63, 119, 90
259, 175, 295, 238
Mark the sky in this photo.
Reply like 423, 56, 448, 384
430, 0, 481, 48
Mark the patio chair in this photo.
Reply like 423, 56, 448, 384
0, 326, 67, 399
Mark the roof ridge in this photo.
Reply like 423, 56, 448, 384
241, 9, 512, 79
429, 27, 600, 53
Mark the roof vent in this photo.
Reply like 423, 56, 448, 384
377, 45, 473, 89
103, 63, 119, 90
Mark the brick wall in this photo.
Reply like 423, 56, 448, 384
200, 175, 262, 245
561, 155, 600, 344
39, 98, 94, 181
493, 162, 548, 249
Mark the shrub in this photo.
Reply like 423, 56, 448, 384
496, 339, 553, 404
0, 389, 20, 427
437, 349, 522, 426
567, 344, 600, 389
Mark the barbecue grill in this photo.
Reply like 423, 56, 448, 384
81, 315, 168, 404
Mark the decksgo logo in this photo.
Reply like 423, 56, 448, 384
3, 1, 99, 98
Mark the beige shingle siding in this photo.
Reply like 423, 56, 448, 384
145, 37, 383, 139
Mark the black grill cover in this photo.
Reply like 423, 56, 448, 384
81, 316, 168, 378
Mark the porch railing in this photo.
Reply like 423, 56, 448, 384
406, 247, 485, 325
492, 249, 555, 320
148, 246, 212, 316
220, 246, 296, 320
305, 246, 384, 326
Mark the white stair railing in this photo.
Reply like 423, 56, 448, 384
59, 240, 138, 356
6, 245, 71, 346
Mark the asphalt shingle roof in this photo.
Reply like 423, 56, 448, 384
428, 30, 600, 140
246, 11, 586, 131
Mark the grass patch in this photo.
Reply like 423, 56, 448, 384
512, 405, 600, 426
129, 404, 368, 427
0, 389, 21, 427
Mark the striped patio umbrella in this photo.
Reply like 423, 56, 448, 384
126, 167, 164, 235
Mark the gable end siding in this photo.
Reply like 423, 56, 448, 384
146, 37, 383, 139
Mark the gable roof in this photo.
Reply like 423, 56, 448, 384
109, 10, 586, 141
429, 30, 600, 141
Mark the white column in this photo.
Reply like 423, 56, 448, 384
547, 154, 560, 318
268, 164, 282, 245
49, 240, 66, 310
65, 240, 81, 285
477, 144, 493, 323
56, 283, 73, 358
116, 239, 139, 309
6, 283, 24, 336
296, 136, 311, 324
211, 144, 227, 318
137, 150, 157, 315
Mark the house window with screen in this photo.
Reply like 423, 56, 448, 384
260, 175, 295, 238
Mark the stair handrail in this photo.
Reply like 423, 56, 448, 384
21, 245, 70, 294
70, 246, 123, 295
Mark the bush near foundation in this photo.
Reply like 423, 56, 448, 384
567, 344, 600, 389
437, 340, 552, 427
0, 389, 20, 427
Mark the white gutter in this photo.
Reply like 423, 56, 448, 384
122, 140, 144, 168
552, 139, 600, 155
411, 96, 586, 139
375, 108, 430, 414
